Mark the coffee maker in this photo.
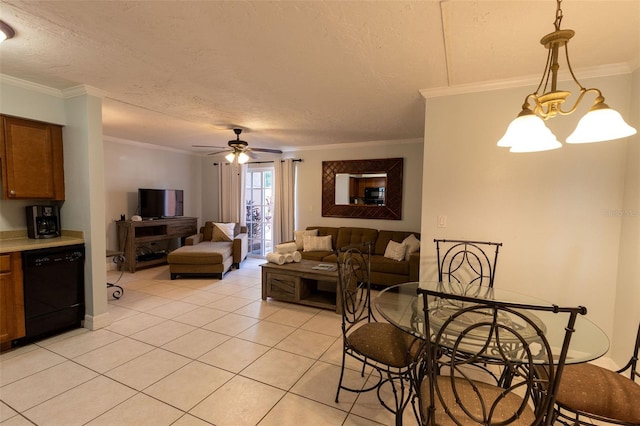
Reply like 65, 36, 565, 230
26, 205, 61, 239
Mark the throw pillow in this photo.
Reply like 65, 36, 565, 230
402, 234, 421, 261
203, 222, 215, 241
212, 222, 235, 242
295, 229, 318, 250
384, 240, 407, 262
303, 235, 332, 252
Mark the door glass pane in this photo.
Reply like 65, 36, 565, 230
245, 167, 274, 256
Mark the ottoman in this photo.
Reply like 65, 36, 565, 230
167, 241, 233, 279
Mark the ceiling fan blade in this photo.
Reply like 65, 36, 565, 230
249, 147, 283, 154
207, 150, 231, 156
193, 145, 228, 149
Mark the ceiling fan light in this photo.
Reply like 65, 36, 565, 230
225, 152, 236, 163
498, 113, 562, 152
0, 20, 15, 43
566, 106, 637, 144
237, 152, 249, 164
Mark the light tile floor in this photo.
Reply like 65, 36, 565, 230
0, 258, 418, 425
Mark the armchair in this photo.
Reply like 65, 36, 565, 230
167, 221, 248, 279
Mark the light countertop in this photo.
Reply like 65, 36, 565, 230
0, 230, 84, 253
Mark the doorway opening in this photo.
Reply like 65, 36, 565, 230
245, 166, 273, 256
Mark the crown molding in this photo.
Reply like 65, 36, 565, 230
285, 137, 423, 153
420, 63, 633, 99
0, 74, 64, 97
103, 135, 197, 155
62, 85, 108, 99
0, 75, 109, 100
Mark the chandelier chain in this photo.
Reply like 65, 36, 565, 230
554, 0, 563, 31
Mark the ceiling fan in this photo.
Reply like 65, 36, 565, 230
193, 128, 282, 164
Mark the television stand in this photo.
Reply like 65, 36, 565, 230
117, 217, 197, 273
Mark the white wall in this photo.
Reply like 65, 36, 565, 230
421, 73, 637, 364
103, 138, 203, 251
291, 139, 423, 232
612, 67, 640, 365
201, 156, 220, 221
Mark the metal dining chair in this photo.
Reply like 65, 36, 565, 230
410, 239, 503, 349
554, 322, 640, 425
334, 243, 420, 424
434, 239, 503, 287
414, 286, 586, 425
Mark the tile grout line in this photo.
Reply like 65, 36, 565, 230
3, 262, 394, 425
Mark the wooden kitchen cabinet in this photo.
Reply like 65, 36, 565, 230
0, 252, 26, 350
0, 115, 65, 200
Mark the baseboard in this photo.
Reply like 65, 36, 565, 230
83, 312, 112, 330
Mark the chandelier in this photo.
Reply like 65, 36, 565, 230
497, 0, 636, 153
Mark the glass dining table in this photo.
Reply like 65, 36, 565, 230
374, 281, 610, 365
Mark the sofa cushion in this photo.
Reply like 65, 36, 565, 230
213, 222, 235, 241
203, 221, 215, 241
303, 235, 333, 252
202, 221, 241, 241
301, 250, 334, 261
375, 230, 421, 255
294, 229, 318, 250
306, 227, 339, 251
370, 255, 410, 275
167, 241, 232, 265
384, 240, 407, 261
335, 227, 378, 251
402, 234, 421, 261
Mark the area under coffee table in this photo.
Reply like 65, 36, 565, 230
261, 259, 341, 314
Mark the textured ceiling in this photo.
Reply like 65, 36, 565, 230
0, 1, 638, 156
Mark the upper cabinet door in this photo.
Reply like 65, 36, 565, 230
0, 115, 65, 200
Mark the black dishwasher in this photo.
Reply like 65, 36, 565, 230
22, 244, 85, 341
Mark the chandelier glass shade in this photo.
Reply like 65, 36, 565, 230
497, 111, 562, 152
567, 105, 638, 144
498, 0, 636, 153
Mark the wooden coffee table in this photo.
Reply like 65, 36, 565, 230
261, 259, 341, 313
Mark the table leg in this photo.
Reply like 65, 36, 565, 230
107, 253, 126, 299
107, 282, 124, 299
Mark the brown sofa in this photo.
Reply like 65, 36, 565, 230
167, 222, 248, 279
299, 226, 420, 286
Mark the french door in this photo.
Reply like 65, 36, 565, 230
245, 166, 274, 256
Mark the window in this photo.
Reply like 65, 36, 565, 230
245, 167, 273, 256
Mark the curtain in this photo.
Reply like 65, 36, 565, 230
272, 159, 295, 245
218, 163, 246, 225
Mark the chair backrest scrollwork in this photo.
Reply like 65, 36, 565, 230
434, 239, 503, 287
417, 287, 586, 425
336, 242, 373, 331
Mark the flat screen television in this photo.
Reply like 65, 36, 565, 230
138, 188, 184, 219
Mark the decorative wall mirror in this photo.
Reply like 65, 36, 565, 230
322, 158, 403, 220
